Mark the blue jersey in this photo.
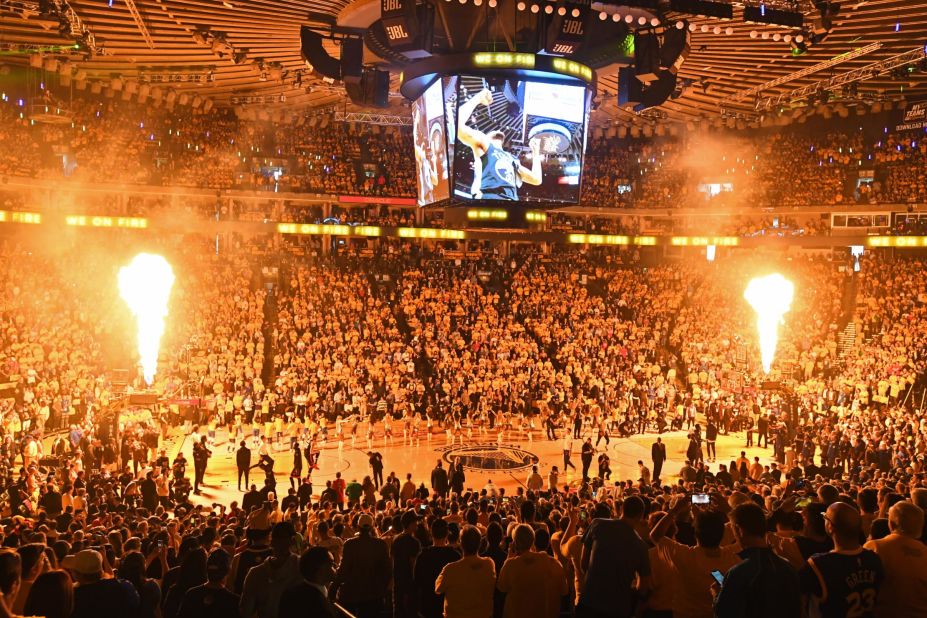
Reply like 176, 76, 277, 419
479, 143, 519, 200
801, 548, 884, 618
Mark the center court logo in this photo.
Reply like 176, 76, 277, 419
441, 444, 537, 471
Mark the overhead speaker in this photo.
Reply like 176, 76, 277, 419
634, 71, 677, 112
341, 38, 364, 79
634, 33, 660, 85
617, 67, 643, 108
300, 26, 342, 80
660, 26, 691, 74
345, 68, 390, 108
370, 68, 390, 107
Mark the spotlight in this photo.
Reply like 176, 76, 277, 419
599, 10, 608, 19
625, 14, 633, 23
612, 12, 621, 21
784, 34, 792, 42
488, 0, 497, 7
517, 2, 525, 9
688, 22, 697, 31
676, 20, 685, 29
638, 16, 647, 25
530, 4, 539, 13
572, 8, 580, 17
725, 26, 733, 35
544, 5, 553, 14
557, 6, 565, 15
772, 32, 781, 40
650, 17, 659, 26
750, 30, 758, 38
700, 24, 708, 32
713, 26, 721, 34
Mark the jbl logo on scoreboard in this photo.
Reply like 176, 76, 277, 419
562, 19, 584, 35
381, 0, 418, 46
385, 24, 409, 40
546, 4, 588, 56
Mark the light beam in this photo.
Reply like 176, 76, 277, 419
744, 273, 794, 374
119, 253, 175, 385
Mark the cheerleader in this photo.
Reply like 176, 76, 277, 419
366, 418, 375, 451
207, 412, 219, 449
454, 413, 463, 445
335, 415, 345, 458
412, 413, 422, 447
264, 416, 275, 449
426, 411, 434, 442
224, 405, 236, 451
384, 414, 394, 445
350, 416, 359, 448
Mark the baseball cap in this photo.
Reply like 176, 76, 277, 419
357, 514, 374, 529
61, 549, 103, 575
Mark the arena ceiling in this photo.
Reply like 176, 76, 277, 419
0, 0, 925, 125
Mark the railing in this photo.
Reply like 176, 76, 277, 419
333, 602, 359, 618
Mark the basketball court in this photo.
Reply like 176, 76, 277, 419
167, 424, 775, 507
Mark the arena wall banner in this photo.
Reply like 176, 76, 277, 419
894, 97, 927, 132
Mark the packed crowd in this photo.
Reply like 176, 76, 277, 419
0, 230, 927, 618
3, 95, 927, 211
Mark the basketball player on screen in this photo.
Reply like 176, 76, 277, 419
458, 88, 542, 200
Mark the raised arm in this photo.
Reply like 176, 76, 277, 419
415, 143, 439, 187
457, 89, 493, 157
516, 138, 543, 186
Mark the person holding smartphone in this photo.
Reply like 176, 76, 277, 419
649, 495, 741, 618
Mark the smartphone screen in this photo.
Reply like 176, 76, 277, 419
711, 570, 724, 585
691, 494, 710, 505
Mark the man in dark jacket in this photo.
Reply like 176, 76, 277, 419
192, 436, 211, 495
241, 484, 262, 513
140, 471, 158, 512
651, 437, 667, 483
236, 441, 251, 491
368, 451, 384, 489
332, 514, 391, 618
430, 460, 449, 498
581, 438, 595, 481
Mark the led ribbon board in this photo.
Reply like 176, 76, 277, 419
399, 52, 594, 101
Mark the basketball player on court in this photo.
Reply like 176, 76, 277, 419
458, 88, 543, 200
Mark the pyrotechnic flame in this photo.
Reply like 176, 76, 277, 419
743, 273, 794, 374
119, 253, 175, 385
